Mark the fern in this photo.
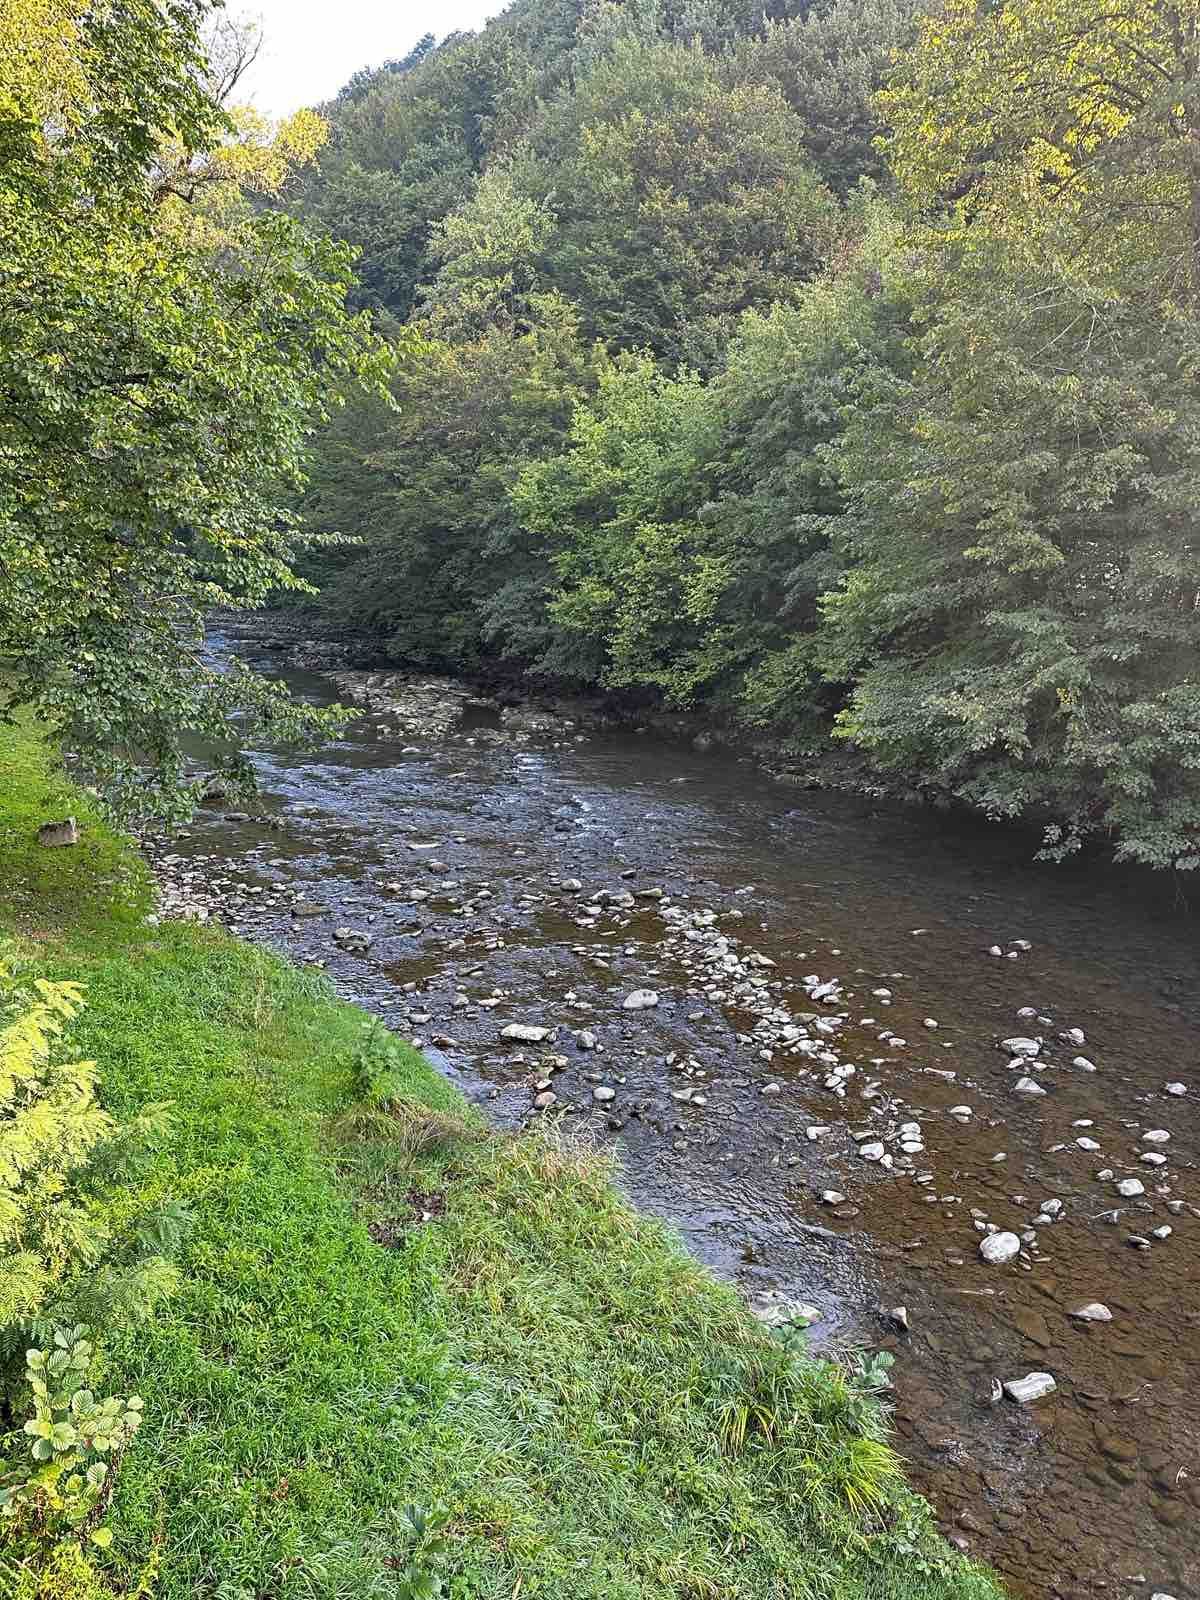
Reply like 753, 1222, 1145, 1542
0, 965, 183, 1370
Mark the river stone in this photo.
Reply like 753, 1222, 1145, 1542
1076, 1136, 1100, 1151
622, 988, 659, 1010
1116, 1178, 1145, 1197
1070, 1302, 1113, 1322
859, 1141, 885, 1161
980, 1231, 1021, 1265
1003, 1372, 1056, 1403
532, 1091, 557, 1110
1001, 1036, 1041, 1057
1164, 1082, 1188, 1096
592, 1086, 616, 1103
1141, 1128, 1170, 1143
501, 1023, 551, 1043
1014, 1076, 1047, 1096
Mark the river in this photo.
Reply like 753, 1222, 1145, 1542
148, 624, 1200, 1600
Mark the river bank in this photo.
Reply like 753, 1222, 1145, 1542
140, 620, 1200, 1600
0, 714, 997, 1599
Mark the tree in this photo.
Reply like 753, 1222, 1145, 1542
734, 0, 924, 195
807, 0, 1200, 865
0, 0, 392, 821
509, 34, 839, 358
881, 0, 1200, 299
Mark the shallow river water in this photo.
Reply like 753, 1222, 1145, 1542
152, 627, 1200, 1600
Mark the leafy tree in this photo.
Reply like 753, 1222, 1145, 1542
0, 0, 392, 821
512, 353, 723, 692
820, 244, 1200, 867
881, 0, 1200, 298
301, 294, 595, 673
510, 34, 839, 358
734, 0, 924, 194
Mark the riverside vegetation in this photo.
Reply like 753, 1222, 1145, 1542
0, 722, 1006, 1596
1, 0, 1197, 1594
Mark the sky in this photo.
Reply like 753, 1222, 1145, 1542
235, 2, 504, 119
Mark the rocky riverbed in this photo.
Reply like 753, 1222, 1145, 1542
142, 625, 1199, 1600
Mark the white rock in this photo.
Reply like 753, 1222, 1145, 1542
1073, 1056, 1097, 1072
1141, 1128, 1170, 1143
1076, 1137, 1100, 1151
592, 1085, 616, 1103
1116, 1178, 1145, 1198
859, 1141, 885, 1162
1062, 1027, 1086, 1046
1152, 1225, 1173, 1240
1003, 1372, 1056, 1403
949, 1104, 973, 1117
820, 1190, 846, 1205
501, 1023, 551, 1043
1014, 1076, 1047, 1096
622, 989, 659, 1010
979, 1231, 1021, 1265
1001, 1037, 1041, 1057
988, 945, 1004, 957
923, 1018, 939, 1029
1069, 1302, 1112, 1322
1165, 1082, 1188, 1096
1140, 1152, 1167, 1166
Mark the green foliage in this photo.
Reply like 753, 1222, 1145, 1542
512, 33, 839, 358
0, 1329, 143, 1555
735, 0, 924, 194
391, 1503, 454, 1600
0, 0, 391, 823
0, 969, 177, 1365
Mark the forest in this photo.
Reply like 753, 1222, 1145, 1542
282, 0, 1200, 872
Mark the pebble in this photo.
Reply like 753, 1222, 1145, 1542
1069, 1303, 1113, 1322
501, 1023, 552, 1043
859, 1141, 885, 1161
593, 1086, 616, 1104
622, 989, 659, 1010
1013, 1076, 1047, 1096
1164, 1082, 1188, 1096
820, 1190, 846, 1205
979, 1232, 1021, 1265
1116, 1178, 1145, 1197
1141, 1128, 1170, 1143
1001, 1037, 1041, 1057
1003, 1372, 1056, 1403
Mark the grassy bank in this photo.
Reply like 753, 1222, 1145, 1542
0, 717, 1005, 1600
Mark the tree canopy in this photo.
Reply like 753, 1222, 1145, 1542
0, 0, 394, 818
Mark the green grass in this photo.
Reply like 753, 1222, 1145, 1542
0, 714, 1007, 1600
